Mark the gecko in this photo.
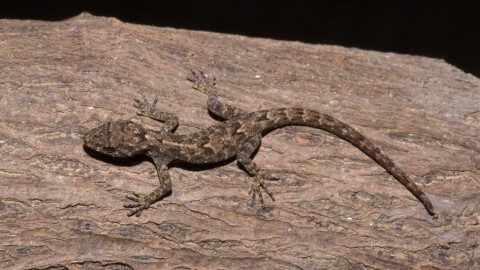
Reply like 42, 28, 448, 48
83, 70, 437, 218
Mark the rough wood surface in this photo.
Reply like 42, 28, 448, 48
1, 13, 479, 270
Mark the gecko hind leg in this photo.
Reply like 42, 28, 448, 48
188, 69, 245, 120
236, 134, 279, 208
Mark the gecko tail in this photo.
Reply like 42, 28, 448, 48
264, 108, 437, 217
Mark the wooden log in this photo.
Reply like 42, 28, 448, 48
0, 13, 479, 269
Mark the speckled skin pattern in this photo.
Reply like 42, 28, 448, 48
83, 70, 437, 218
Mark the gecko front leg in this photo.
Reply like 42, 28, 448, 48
236, 134, 279, 207
124, 158, 172, 217
134, 93, 178, 132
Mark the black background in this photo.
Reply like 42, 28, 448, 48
3, 1, 480, 78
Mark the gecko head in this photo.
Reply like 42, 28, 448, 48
83, 120, 149, 158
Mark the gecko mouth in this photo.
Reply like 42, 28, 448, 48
102, 146, 116, 153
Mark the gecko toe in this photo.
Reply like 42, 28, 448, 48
133, 93, 157, 117
126, 207, 144, 217
262, 173, 279, 181
125, 196, 139, 203
188, 69, 217, 94
124, 202, 148, 217
125, 192, 144, 202
124, 192, 151, 217
248, 176, 275, 208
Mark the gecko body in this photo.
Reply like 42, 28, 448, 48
83, 71, 437, 218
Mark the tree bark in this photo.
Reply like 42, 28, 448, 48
1, 13, 479, 270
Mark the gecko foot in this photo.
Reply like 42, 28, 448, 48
124, 192, 153, 217
134, 93, 158, 118
248, 173, 279, 208
187, 69, 217, 94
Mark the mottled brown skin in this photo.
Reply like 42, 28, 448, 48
83, 70, 437, 218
